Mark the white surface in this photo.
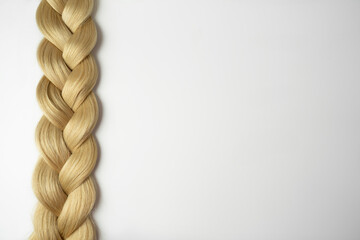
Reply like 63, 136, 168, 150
1, 0, 360, 239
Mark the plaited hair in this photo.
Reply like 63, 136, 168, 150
31, 0, 98, 239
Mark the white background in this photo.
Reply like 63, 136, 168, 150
1, 0, 360, 239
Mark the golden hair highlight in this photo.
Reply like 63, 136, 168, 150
31, 0, 98, 239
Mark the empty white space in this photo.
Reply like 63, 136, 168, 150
0, 0, 360, 239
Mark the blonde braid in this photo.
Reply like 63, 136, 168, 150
31, 0, 98, 239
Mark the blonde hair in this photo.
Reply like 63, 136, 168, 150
31, 0, 98, 239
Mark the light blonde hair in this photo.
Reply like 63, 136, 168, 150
31, 0, 98, 239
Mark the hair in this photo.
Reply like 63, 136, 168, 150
30, 0, 98, 239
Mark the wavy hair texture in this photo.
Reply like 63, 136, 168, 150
31, 0, 98, 239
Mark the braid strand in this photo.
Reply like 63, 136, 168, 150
31, 0, 99, 239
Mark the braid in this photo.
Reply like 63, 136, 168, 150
31, 0, 98, 239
